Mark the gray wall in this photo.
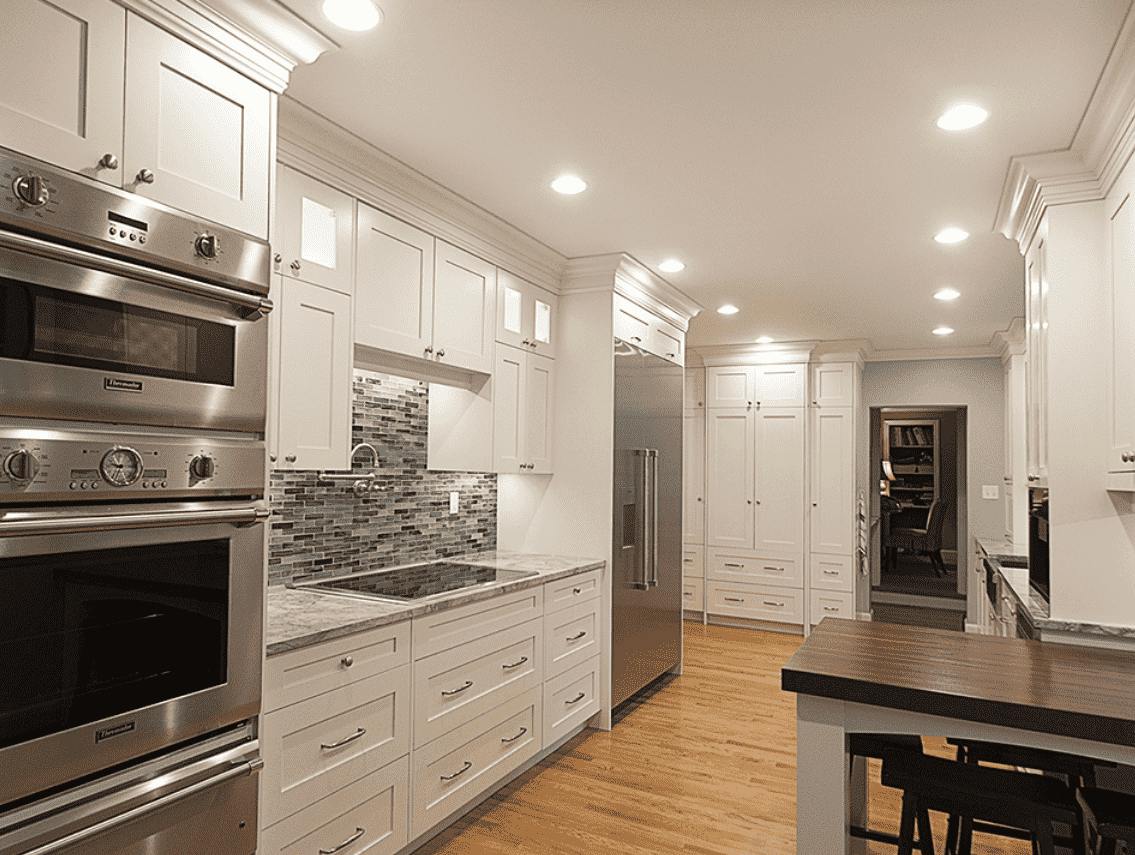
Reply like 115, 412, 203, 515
268, 370, 497, 585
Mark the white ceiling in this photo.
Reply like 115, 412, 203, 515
282, 0, 1132, 355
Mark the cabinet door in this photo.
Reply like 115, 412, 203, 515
755, 408, 804, 553
276, 280, 352, 470
650, 318, 684, 365
754, 364, 805, 407
683, 410, 705, 543
355, 203, 435, 358
123, 14, 270, 237
277, 166, 355, 296
705, 366, 754, 408
0, 0, 124, 178
613, 295, 652, 348
705, 408, 754, 548
1109, 191, 1135, 472
684, 368, 706, 411
523, 352, 554, 473
497, 269, 557, 359
433, 241, 496, 374
1025, 236, 1048, 485
493, 345, 524, 473
810, 407, 855, 555
811, 363, 856, 408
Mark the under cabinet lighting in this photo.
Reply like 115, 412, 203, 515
937, 105, 988, 131
934, 228, 969, 244
717, 304, 739, 315
934, 288, 960, 301
551, 175, 587, 195
933, 326, 954, 336
322, 0, 382, 31
659, 259, 685, 273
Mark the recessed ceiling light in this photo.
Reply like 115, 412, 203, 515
322, 0, 382, 31
934, 288, 960, 301
937, 104, 989, 131
659, 259, 685, 273
551, 175, 587, 195
934, 228, 969, 244
933, 326, 954, 336
717, 304, 739, 315
756, 336, 774, 344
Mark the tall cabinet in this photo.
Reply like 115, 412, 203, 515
682, 369, 706, 618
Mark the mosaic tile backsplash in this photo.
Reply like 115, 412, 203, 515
267, 370, 497, 586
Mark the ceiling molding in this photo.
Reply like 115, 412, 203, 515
866, 344, 1002, 362
695, 342, 817, 367
561, 254, 704, 329
995, 5, 1135, 253
992, 317, 1027, 362
123, 0, 334, 92
277, 97, 566, 292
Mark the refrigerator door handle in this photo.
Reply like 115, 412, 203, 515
634, 449, 651, 589
649, 449, 660, 588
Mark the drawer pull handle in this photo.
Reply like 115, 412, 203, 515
439, 761, 472, 782
567, 630, 587, 641
442, 680, 473, 697
724, 596, 744, 603
724, 562, 744, 568
823, 570, 839, 575
763, 566, 784, 572
501, 727, 528, 743
566, 692, 586, 705
683, 558, 693, 563
341, 655, 353, 668
320, 728, 367, 751
824, 606, 839, 612
763, 600, 784, 608
502, 656, 529, 670
319, 827, 365, 855
573, 587, 582, 594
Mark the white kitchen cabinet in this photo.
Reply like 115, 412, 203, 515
543, 655, 600, 747
810, 362, 858, 408
683, 409, 705, 543
1, 5, 272, 238
275, 166, 355, 296
612, 294, 686, 365
708, 549, 803, 588
273, 278, 352, 470
497, 269, 558, 359
705, 408, 755, 548
123, 14, 271, 237
1107, 176, 1135, 484
810, 589, 854, 624
810, 408, 856, 555
706, 579, 803, 624
685, 368, 706, 410
0, 0, 125, 178
682, 579, 704, 614
493, 344, 555, 474
433, 241, 497, 374
705, 364, 806, 408
1025, 228, 1049, 487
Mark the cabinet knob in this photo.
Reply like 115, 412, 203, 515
424, 346, 433, 356
341, 655, 353, 668
285, 454, 296, 463
436, 348, 445, 358
136, 168, 155, 184
290, 259, 301, 272
98, 153, 119, 170
522, 339, 530, 346
813, 502, 818, 507
274, 253, 282, 264
269, 454, 277, 462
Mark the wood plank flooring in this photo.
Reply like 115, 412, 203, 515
413, 622, 1031, 855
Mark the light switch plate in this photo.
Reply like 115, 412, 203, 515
982, 485, 999, 500
449, 491, 459, 513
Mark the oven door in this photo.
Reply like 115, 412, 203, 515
0, 234, 267, 433
0, 501, 265, 807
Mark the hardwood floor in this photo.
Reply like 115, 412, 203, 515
414, 623, 1031, 855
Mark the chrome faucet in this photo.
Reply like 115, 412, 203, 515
318, 443, 384, 496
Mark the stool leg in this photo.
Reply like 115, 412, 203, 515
1035, 824, 1057, 855
959, 816, 975, 855
945, 812, 960, 855
916, 804, 935, 855
897, 793, 918, 855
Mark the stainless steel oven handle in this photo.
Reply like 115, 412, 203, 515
20, 758, 262, 855
0, 506, 269, 537
0, 229, 273, 319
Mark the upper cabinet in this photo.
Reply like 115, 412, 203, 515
275, 166, 355, 296
1107, 178, 1135, 483
497, 270, 558, 359
613, 295, 685, 365
705, 364, 806, 408
810, 363, 858, 408
356, 205, 496, 375
0, 2, 272, 238
1025, 229, 1049, 487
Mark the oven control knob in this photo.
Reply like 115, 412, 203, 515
12, 175, 49, 208
190, 454, 215, 480
100, 446, 144, 487
4, 449, 39, 482
194, 233, 220, 259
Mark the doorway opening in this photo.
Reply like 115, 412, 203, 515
869, 406, 967, 628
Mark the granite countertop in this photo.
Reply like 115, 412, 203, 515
976, 538, 1135, 640
265, 550, 603, 657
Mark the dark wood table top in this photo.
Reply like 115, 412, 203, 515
782, 619, 1135, 747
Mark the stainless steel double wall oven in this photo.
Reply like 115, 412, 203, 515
0, 146, 271, 855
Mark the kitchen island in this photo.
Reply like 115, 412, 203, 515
782, 618, 1135, 854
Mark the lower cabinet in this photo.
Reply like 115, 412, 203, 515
682, 579, 704, 613
810, 589, 854, 623
544, 655, 600, 745
706, 547, 804, 627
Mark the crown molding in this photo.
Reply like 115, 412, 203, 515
560, 253, 703, 329
995, 4, 1135, 253
695, 341, 817, 367
867, 344, 1002, 362
993, 317, 1027, 362
124, 0, 335, 93
277, 97, 566, 292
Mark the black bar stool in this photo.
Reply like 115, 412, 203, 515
880, 748, 1086, 855
1076, 786, 1135, 855
848, 733, 927, 849
944, 738, 1116, 855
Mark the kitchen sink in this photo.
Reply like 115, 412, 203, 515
290, 561, 537, 602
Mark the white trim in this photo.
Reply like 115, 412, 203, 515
698, 343, 816, 367
866, 343, 1003, 362
993, 317, 1027, 362
560, 253, 703, 327
277, 97, 567, 293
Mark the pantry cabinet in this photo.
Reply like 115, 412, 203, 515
275, 166, 355, 296
810, 407, 856, 556
705, 364, 806, 408
1, 4, 273, 238
493, 345, 555, 474
1025, 229, 1049, 487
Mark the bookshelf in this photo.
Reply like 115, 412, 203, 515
883, 419, 940, 516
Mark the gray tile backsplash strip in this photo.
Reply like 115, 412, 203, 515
268, 370, 496, 586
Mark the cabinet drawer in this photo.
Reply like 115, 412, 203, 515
543, 655, 600, 748
708, 550, 802, 587
544, 569, 601, 613
810, 589, 854, 624
261, 754, 408, 855
707, 579, 803, 624
264, 621, 411, 713
261, 664, 411, 828
651, 318, 684, 365
544, 599, 600, 679
413, 618, 542, 748
682, 547, 703, 579
810, 553, 854, 592
412, 586, 543, 660
613, 295, 653, 348
412, 688, 540, 839
683, 579, 704, 612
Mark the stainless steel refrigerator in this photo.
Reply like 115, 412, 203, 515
611, 339, 684, 708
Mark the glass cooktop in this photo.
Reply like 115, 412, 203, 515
292, 562, 536, 601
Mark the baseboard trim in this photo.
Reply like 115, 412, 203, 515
871, 590, 967, 611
